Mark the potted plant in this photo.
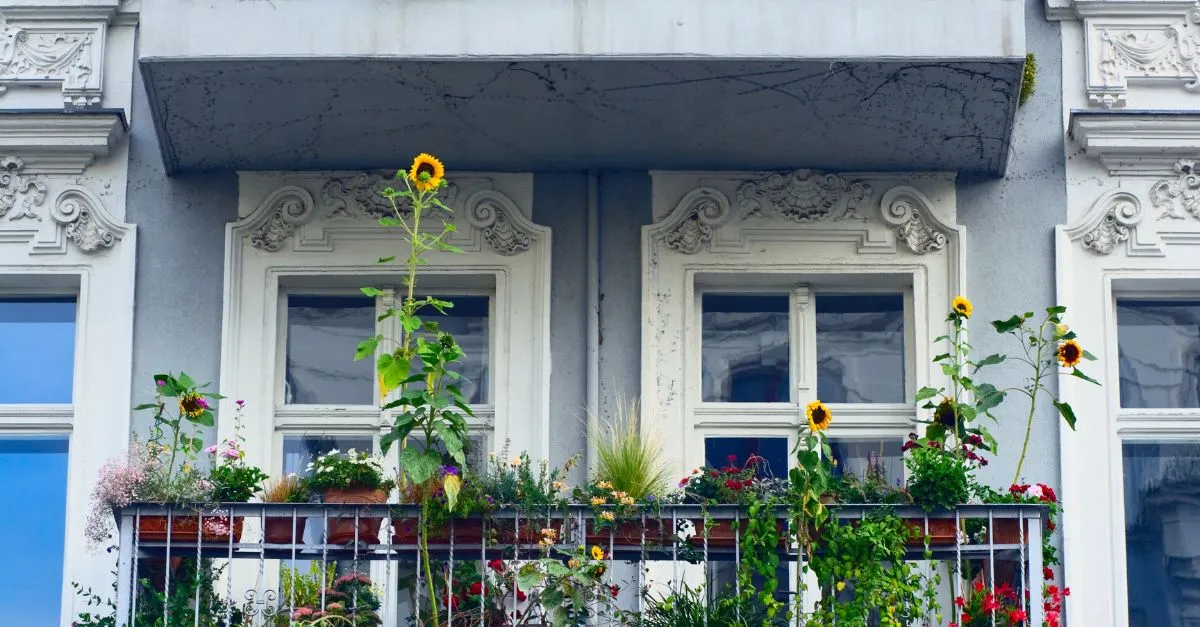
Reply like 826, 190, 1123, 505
579, 397, 671, 547
391, 464, 487, 545
306, 449, 395, 544
289, 571, 383, 626
260, 474, 312, 544
477, 447, 575, 544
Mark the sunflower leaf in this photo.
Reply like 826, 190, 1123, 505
1053, 400, 1077, 430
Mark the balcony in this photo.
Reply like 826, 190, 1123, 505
138, 0, 1026, 176
110, 502, 1049, 626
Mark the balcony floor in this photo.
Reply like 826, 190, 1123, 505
141, 58, 1022, 176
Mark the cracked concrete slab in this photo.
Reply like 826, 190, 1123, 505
141, 58, 1022, 176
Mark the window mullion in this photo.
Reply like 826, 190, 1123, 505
792, 285, 816, 410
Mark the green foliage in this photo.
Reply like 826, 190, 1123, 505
808, 512, 935, 626
905, 445, 973, 512
1020, 52, 1037, 106
739, 496, 786, 623
635, 583, 780, 627
830, 453, 911, 505
305, 450, 395, 493
277, 562, 338, 624
477, 445, 576, 512
592, 397, 670, 501
135, 372, 223, 503
514, 544, 619, 626
133, 559, 241, 626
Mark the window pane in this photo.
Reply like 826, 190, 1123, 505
285, 295, 375, 405
0, 436, 68, 624
816, 294, 905, 403
1123, 441, 1200, 625
704, 437, 788, 479
282, 435, 375, 477
0, 298, 75, 403
416, 296, 489, 404
701, 294, 790, 403
1118, 300, 1200, 409
829, 438, 903, 486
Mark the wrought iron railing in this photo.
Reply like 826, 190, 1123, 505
111, 503, 1047, 626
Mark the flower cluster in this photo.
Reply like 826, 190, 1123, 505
1043, 583, 1071, 627
305, 449, 394, 494
950, 581, 1027, 627
679, 455, 765, 505
84, 448, 149, 545
290, 571, 382, 626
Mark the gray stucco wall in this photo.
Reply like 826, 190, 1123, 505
126, 65, 238, 436
957, 0, 1065, 489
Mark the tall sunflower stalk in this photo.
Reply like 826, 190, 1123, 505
354, 154, 472, 627
788, 400, 833, 624
989, 307, 1098, 484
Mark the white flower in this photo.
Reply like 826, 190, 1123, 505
1027, 484, 1044, 499
327, 449, 340, 456
347, 448, 357, 456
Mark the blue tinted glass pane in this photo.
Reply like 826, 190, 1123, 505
816, 294, 905, 403
0, 298, 75, 403
1124, 441, 1200, 625
415, 296, 489, 404
282, 435, 375, 477
0, 436, 69, 624
286, 296, 375, 405
701, 294, 790, 403
705, 437, 788, 479
829, 439, 903, 486
1118, 301, 1200, 409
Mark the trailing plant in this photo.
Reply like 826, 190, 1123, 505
807, 511, 931, 626
988, 306, 1097, 483
904, 440, 979, 512
978, 482, 1063, 568
1019, 52, 1037, 106
739, 492, 787, 624
591, 396, 671, 501
205, 401, 269, 502
134, 558, 241, 626
305, 449, 395, 494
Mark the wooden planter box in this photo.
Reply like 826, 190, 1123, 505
391, 518, 486, 544
262, 517, 308, 544
988, 518, 1035, 545
689, 520, 787, 549
321, 488, 387, 545
585, 520, 669, 547
137, 514, 244, 543
902, 518, 958, 546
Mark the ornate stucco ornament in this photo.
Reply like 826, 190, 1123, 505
736, 170, 871, 222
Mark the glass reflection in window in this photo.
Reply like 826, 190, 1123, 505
816, 294, 905, 404
1123, 441, 1200, 626
410, 296, 490, 404
0, 436, 69, 624
285, 296, 376, 405
1118, 300, 1200, 409
701, 294, 790, 403
0, 298, 75, 403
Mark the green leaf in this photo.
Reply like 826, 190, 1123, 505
442, 474, 462, 512
399, 447, 441, 484
932, 352, 951, 362
972, 383, 1006, 413
360, 287, 386, 298
190, 411, 215, 427
401, 313, 421, 335
191, 437, 205, 452
1054, 400, 1078, 430
1046, 305, 1067, 315
516, 566, 544, 591
1083, 349, 1098, 361
1071, 368, 1101, 385
992, 315, 1024, 334
133, 403, 159, 411
355, 336, 381, 361
974, 353, 1006, 369
380, 430, 401, 455
377, 256, 396, 264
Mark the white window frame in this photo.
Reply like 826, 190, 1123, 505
641, 171, 964, 476
219, 171, 552, 484
0, 185, 135, 621
1057, 179, 1200, 625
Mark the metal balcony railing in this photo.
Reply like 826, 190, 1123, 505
111, 503, 1048, 626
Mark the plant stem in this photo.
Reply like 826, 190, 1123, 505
1011, 321, 1048, 484
421, 495, 440, 627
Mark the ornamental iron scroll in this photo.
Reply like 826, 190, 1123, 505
736, 169, 871, 222
247, 187, 315, 252
879, 186, 948, 255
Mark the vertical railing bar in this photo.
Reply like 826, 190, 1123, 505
447, 517, 455, 625
164, 507, 173, 627
1019, 508, 1027, 615
319, 507, 328, 613
415, 507, 423, 626
225, 508, 234, 627
256, 505, 266, 627
734, 508, 741, 624
512, 510, 520, 623
954, 508, 962, 611
116, 509, 135, 626
671, 509, 678, 585
131, 508, 141, 624
353, 508, 361, 621
290, 505, 298, 627
193, 509, 202, 627
1027, 510, 1044, 627
480, 516, 487, 627
989, 509, 996, 627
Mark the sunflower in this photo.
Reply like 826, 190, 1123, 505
806, 400, 832, 433
951, 296, 973, 319
591, 545, 605, 561
179, 391, 206, 419
933, 397, 958, 427
1057, 339, 1083, 368
407, 153, 445, 192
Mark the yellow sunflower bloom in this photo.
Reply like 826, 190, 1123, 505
806, 400, 832, 433
408, 153, 445, 192
1058, 339, 1083, 368
591, 545, 605, 560
179, 391, 206, 419
951, 296, 973, 319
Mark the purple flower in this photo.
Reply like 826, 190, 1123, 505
156, 380, 165, 387
235, 399, 245, 408
439, 465, 460, 477
196, 397, 210, 409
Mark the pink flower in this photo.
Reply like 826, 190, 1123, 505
204, 444, 219, 454
1027, 484, 1044, 499
235, 399, 245, 407
222, 447, 239, 459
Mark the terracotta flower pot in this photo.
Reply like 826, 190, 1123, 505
988, 518, 1035, 545
689, 520, 787, 549
137, 514, 244, 543
321, 488, 387, 545
903, 518, 958, 546
262, 516, 308, 544
495, 518, 565, 545
585, 520, 668, 547
391, 518, 486, 545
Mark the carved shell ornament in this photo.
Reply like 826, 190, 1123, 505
736, 170, 871, 222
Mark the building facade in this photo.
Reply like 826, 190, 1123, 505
0, 0, 1194, 624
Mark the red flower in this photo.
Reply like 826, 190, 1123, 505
469, 581, 482, 596
1009, 483, 1030, 495
1038, 484, 1058, 502
488, 559, 504, 572
997, 582, 1016, 601
746, 455, 762, 467
973, 580, 985, 593
1043, 566, 1054, 580
727, 454, 738, 463
443, 593, 459, 610
901, 440, 919, 452
610, 584, 620, 598
516, 589, 527, 602
928, 441, 941, 449
1008, 608, 1028, 623
954, 596, 965, 607
679, 477, 689, 487
709, 471, 719, 478
1048, 519, 1057, 532
960, 613, 971, 624
725, 479, 744, 491
742, 479, 754, 488
982, 592, 1000, 612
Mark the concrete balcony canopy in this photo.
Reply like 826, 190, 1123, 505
139, 0, 1026, 175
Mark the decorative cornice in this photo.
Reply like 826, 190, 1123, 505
736, 170, 871, 223
0, 111, 125, 174
1048, 0, 1200, 21
1070, 111, 1200, 174
247, 186, 315, 252
658, 188, 731, 254
466, 190, 532, 256
879, 186, 950, 255
51, 187, 119, 252
321, 172, 456, 220
1150, 158, 1200, 218
1065, 189, 1162, 256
